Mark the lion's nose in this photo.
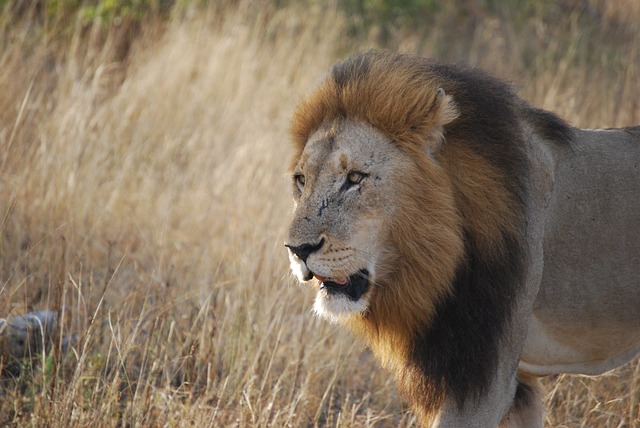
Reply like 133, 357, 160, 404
285, 238, 325, 262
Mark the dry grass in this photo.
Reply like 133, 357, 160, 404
0, 1, 638, 426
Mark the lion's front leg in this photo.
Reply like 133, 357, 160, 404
498, 375, 545, 428
417, 373, 544, 428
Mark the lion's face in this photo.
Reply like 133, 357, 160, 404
286, 119, 412, 321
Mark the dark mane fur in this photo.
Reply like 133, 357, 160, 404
392, 58, 533, 409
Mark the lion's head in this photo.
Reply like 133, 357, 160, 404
287, 115, 459, 321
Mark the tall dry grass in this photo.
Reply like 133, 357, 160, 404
0, 1, 638, 426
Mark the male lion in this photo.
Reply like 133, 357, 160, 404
284, 51, 640, 427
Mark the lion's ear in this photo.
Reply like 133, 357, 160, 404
425, 88, 458, 153
433, 88, 458, 126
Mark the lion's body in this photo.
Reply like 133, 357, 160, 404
284, 51, 640, 427
523, 126, 640, 376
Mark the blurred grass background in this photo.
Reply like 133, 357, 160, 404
0, 0, 638, 426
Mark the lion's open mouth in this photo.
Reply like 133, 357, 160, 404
313, 269, 370, 301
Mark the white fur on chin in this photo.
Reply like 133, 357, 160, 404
313, 290, 369, 323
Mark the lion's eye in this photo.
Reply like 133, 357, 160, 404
346, 171, 366, 186
294, 174, 306, 189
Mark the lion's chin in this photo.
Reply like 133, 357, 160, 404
312, 269, 371, 322
313, 291, 370, 323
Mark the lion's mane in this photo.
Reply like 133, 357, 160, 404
290, 51, 573, 417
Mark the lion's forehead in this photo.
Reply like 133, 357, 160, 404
299, 120, 399, 177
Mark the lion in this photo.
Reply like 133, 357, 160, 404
284, 51, 640, 427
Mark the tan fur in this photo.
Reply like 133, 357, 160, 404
285, 51, 640, 427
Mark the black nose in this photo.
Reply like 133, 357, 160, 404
285, 238, 325, 262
